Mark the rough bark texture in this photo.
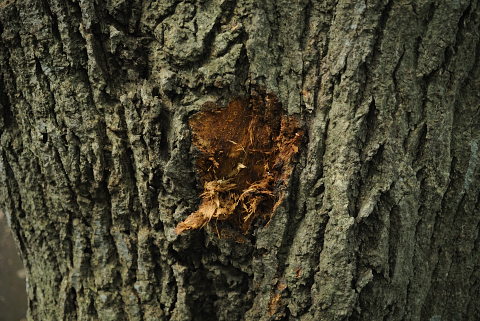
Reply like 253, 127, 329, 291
1, 0, 479, 320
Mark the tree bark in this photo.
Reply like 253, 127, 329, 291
1, 0, 479, 320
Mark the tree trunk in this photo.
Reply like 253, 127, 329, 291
1, 0, 479, 320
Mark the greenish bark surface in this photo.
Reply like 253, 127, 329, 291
1, 0, 479, 320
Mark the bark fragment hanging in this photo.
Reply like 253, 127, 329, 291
175, 91, 302, 235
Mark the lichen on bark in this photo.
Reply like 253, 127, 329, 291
0, 0, 479, 320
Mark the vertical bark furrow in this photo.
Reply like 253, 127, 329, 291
306, 1, 400, 319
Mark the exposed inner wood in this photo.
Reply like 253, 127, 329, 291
175, 91, 302, 235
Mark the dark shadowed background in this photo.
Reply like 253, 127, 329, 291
0, 210, 27, 321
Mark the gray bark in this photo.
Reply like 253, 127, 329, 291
1, 0, 479, 320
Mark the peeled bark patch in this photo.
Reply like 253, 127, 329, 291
174, 91, 303, 235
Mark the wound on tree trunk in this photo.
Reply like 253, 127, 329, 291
174, 90, 303, 235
